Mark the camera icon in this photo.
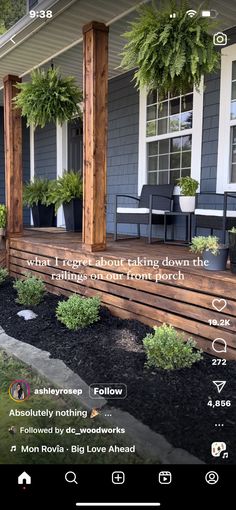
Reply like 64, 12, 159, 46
213, 32, 228, 46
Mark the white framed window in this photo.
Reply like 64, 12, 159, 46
138, 83, 204, 195
217, 44, 236, 192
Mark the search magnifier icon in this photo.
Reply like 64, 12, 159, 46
65, 471, 78, 484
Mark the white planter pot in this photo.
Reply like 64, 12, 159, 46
179, 196, 195, 213
0, 228, 5, 237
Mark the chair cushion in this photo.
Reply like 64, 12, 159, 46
195, 208, 236, 218
117, 207, 167, 215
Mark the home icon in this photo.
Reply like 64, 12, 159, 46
18, 472, 31, 485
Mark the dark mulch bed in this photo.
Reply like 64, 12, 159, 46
1, 279, 235, 464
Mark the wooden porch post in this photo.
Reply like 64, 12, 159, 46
3, 75, 23, 236
82, 21, 109, 252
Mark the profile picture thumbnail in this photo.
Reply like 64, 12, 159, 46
9, 380, 30, 402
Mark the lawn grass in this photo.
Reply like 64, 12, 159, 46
0, 350, 144, 464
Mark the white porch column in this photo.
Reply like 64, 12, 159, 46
30, 125, 35, 226
56, 121, 68, 227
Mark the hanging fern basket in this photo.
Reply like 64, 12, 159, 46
121, 1, 220, 98
14, 67, 83, 128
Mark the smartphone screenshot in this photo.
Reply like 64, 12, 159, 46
0, 0, 235, 508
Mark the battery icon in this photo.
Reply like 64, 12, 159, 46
201, 9, 218, 18
201, 10, 211, 17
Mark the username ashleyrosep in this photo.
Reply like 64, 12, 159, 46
34, 388, 83, 396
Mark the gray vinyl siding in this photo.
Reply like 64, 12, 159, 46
198, 28, 236, 224
0, 107, 4, 203
107, 71, 139, 235
107, 72, 187, 238
200, 27, 236, 200
200, 72, 220, 196
34, 123, 57, 180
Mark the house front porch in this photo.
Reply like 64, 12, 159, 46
6, 228, 236, 360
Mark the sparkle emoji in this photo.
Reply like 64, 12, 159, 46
90, 408, 100, 419
9, 426, 17, 435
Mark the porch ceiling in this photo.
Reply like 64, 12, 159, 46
0, 0, 236, 105
0, 0, 146, 104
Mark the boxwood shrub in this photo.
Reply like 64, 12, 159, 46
143, 324, 203, 370
0, 268, 8, 285
56, 294, 100, 330
14, 274, 46, 306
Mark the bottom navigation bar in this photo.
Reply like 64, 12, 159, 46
76, 504, 161, 507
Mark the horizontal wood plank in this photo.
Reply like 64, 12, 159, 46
10, 262, 236, 351
9, 237, 236, 298
8, 230, 236, 360
9, 249, 236, 316
9, 254, 236, 332
0, 250, 6, 267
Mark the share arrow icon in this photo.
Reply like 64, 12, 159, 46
213, 381, 226, 393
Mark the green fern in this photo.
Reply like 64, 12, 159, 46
48, 171, 83, 213
14, 67, 83, 128
23, 178, 56, 207
121, 1, 220, 98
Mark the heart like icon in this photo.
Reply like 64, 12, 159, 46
212, 299, 227, 312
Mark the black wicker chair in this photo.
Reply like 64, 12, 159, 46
194, 192, 236, 243
114, 184, 174, 243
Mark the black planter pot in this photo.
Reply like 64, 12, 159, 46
63, 198, 83, 232
32, 202, 55, 227
229, 232, 236, 273
202, 247, 229, 271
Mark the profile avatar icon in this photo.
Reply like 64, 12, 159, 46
9, 380, 30, 402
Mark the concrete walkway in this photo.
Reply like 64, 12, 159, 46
0, 326, 204, 464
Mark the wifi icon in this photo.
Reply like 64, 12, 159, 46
186, 9, 197, 17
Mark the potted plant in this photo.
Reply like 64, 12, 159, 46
49, 171, 83, 232
177, 176, 199, 212
14, 67, 82, 128
190, 236, 229, 271
121, 1, 219, 97
228, 227, 236, 273
23, 178, 55, 227
0, 204, 7, 242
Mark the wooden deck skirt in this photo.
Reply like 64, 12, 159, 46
8, 229, 236, 360
0, 249, 6, 267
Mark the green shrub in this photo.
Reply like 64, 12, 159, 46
0, 268, 8, 285
0, 204, 7, 228
190, 235, 220, 256
14, 274, 46, 306
56, 294, 100, 330
143, 324, 203, 370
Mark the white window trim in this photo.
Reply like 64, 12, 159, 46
29, 125, 35, 225
29, 122, 68, 227
217, 43, 236, 193
138, 81, 204, 196
56, 121, 68, 227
